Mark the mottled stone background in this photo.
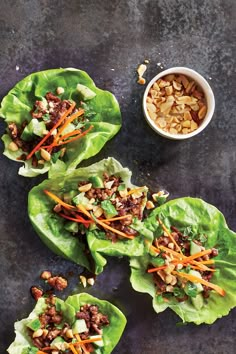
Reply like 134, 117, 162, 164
0, 0, 236, 353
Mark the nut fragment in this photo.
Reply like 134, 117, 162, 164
66, 329, 74, 339
33, 329, 43, 338
198, 105, 207, 119
146, 73, 206, 135
87, 278, 95, 286
8, 141, 19, 151
40, 270, 52, 280
146, 201, 155, 209
80, 275, 87, 288
41, 148, 51, 161
56, 86, 65, 95
78, 183, 92, 192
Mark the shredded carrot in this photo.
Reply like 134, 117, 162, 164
69, 344, 79, 354
37, 351, 49, 354
200, 260, 215, 265
53, 125, 94, 146
96, 219, 135, 239
77, 204, 94, 220
44, 190, 76, 211
158, 245, 183, 259
59, 212, 93, 228
158, 245, 214, 272
147, 265, 168, 273
126, 186, 145, 196
74, 337, 103, 345
172, 271, 225, 296
179, 249, 212, 263
56, 129, 82, 140
158, 218, 183, 255
74, 333, 89, 354
27, 102, 75, 160
184, 263, 216, 272
100, 215, 132, 222
145, 241, 161, 255
78, 204, 134, 240
54, 109, 84, 140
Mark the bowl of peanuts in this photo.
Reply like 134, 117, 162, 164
143, 67, 215, 139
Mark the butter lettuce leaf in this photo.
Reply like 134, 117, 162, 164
130, 197, 236, 324
66, 293, 127, 354
28, 158, 151, 274
0, 68, 121, 177
8, 294, 126, 354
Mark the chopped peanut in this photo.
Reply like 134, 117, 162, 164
146, 73, 207, 135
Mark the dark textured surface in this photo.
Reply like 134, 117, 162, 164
0, 0, 236, 353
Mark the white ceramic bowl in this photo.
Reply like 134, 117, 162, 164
143, 67, 215, 140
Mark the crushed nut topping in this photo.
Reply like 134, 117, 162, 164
146, 74, 207, 134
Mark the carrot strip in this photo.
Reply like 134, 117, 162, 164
97, 219, 135, 239
54, 109, 84, 140
44, 190, 76, 211
185, 263, 215, 272
126, 187, 145, 196
200, 260, 215, 265
172, 271, 225, 296
77, 204, 94, 220
179, 249, 212, 263
69, 344, 79, 354
148, 265, 168, 273
158, 245, 183, 259
75, 333, 89, 354
54, 125, 94, 146
100, 215, 132, 222
57, 129, 82, 140
158, 218, 183, 255
37, 351, 48, 354
27, 102, 75, 160
59, 212, 93, 228
73, 337, 103, 345
155, 244, 213, 271
77, 204, 134, 240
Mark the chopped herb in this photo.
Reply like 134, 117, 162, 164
184, 282, 198, 298
42, 113, 50, 122
173, 287, 185, 298
51, 150, 62, 163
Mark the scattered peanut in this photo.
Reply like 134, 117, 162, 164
137, 63, 147, 85
56, 86, 65, 95
66, 329, 74, 339
33, 329, 43, 338
78, 183, 92, 192
8, 141, 19, 151
80, 275, 87, 288
146, 200, 155, 209
146, 73, 207, 134
40, 148, 51, 161
87, 278, 95, 286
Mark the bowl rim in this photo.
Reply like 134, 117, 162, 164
143, 66, 215, 140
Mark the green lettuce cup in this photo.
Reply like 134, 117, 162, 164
0, 68, 121, 177
130, 197, 236, 324
28, 158, 152, 274
7, 293, 126, 354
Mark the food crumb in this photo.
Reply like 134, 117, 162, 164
137, 62, 149, 85
15, 65, 19, 71
110, 68, 115, 71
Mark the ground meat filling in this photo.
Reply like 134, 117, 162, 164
28, 295, 109, 353
7, 92, 83, 166
149, 225, 219, 301
54, 173, 146, 242
76, 304, 110, 339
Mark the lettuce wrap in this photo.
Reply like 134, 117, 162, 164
130, 197, 236, 324
8, 293, 126, 354
28, 158, 153, 274
0, 68, 121, 177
